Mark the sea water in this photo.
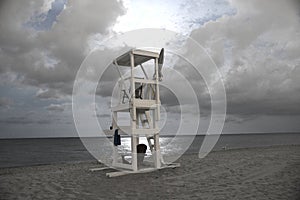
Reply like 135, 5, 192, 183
0, 133, 300, 168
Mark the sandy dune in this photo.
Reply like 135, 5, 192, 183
0, 145, 299, 199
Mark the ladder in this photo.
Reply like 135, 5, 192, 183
139, 111, 165, 164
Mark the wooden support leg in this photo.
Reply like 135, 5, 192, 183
154, 133, 161, 168
112, 111, 118, 166
136, 113, 140, 145
131, 135, 138, 171
112, 145, 117, 166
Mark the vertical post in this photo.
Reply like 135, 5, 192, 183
136, 113, 139, 145
130, 51, 138, 171
154, 133, 161, 168
155, 58, 160, 121
155, 58, 161, 168
130, 52, 136, 121
112, 111, 117, 166
152, 109, 161, 168
131, 135, 138, 171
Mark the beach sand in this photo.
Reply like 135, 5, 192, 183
0, 145, 299, 200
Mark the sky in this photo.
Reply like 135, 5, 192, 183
0, 0, 300, 138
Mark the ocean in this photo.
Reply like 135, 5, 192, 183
1, 133, 300, 168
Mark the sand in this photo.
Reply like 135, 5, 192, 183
0, 145, 299, 200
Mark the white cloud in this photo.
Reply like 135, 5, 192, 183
46, 103, 65, 112
0, 0, 125, 137
36, 88, 59, 99
0, 0, 125, 96
114, 0, 236, 34
1, 0, 300, 137
180, 0, 300, 116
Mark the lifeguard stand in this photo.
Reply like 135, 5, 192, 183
103, 48, 179, 177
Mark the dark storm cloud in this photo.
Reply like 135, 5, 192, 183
0, 97, 13, 108
0, 0, 125, 97
1, 0, 300, 137
0, 1, 126, 137
180, 0, 300, 117
96, 64, 121, 97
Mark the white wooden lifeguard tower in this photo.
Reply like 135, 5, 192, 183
100, 48, 179, 177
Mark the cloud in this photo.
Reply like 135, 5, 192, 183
0, 1, 126, 137
36, 88, 61, 99
1, 0, 300, 137
179, 0, 300, 116
114, 0, 236, 34
26, 0, 67, 31
45, 103, 67, 112
0, 0, 125, 97
0, 97, 13, 108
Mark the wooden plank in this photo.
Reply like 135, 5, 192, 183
106, 163, 180, 178
115, 49, 159, 67
90, 167, 110, 172
132, 49, 159, 58
132, 128, 159, 135
133, 78, 156, 84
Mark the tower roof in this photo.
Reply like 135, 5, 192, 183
114, 48, 163, 67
